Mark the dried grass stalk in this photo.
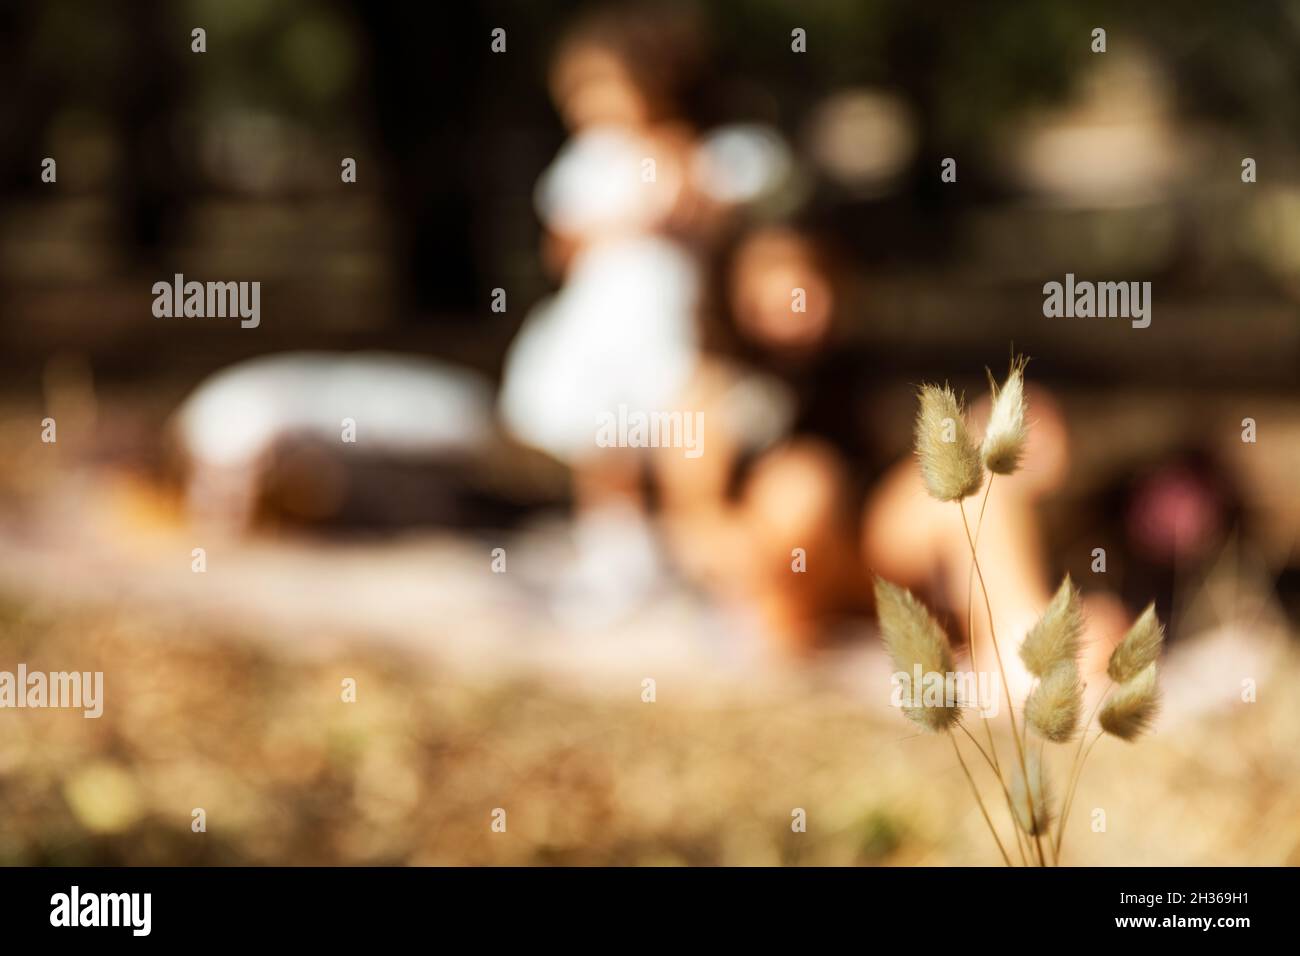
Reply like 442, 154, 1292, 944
1025, 661, 1083, 743
874, 577, 960, 732
981, 355, 1029, 475
914, 384, 984, 502
1011, 751, 1053, 836
1107, 603, 1164, 683
1099, 662, 1160, 741
1019, 575, 1083, 677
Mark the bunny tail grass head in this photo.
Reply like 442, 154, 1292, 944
1107, 603, 1165, 683
981, 355, 1029, 475
874, 577, 960, 733
1099, 662, 1160, 741
1025, 660, 1083, 742
1019, 575, 1084, 677
914, 384, 984, 502
1011, 751, 1053, 836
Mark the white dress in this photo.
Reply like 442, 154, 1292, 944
498, 127, 702, 463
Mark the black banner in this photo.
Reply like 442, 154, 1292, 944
0, 866, 1276, 942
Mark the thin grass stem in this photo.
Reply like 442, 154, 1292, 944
949, 731, 1013, 867
1055, 682, 1113, 858
957, 721, 1030, 866
959, 497, 1046, 865
1055, 730, 1103, 861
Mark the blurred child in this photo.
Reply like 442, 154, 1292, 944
652, 222, 878, 651
497, 5, 715, 622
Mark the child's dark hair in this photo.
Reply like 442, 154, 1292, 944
551, 2, 709, 121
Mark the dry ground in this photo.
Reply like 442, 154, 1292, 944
1, 589, 1297, 867
1, 395, 1297, 866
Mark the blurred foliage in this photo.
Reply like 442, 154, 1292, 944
7, 0, 1300, 196
2, 1, 1299, 369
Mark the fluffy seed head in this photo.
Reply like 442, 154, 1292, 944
874, 577, 960, 733
1107, 603, 1164, 683
981, 355, 1029, 475
1019, 575, 1084, 677
914, 384, 983, 502
1099, 662, 1160, 741
1025, 661, 1083, 743
1010, 751, 1053, 836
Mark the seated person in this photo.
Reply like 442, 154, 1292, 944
654, 220, 1127, 686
